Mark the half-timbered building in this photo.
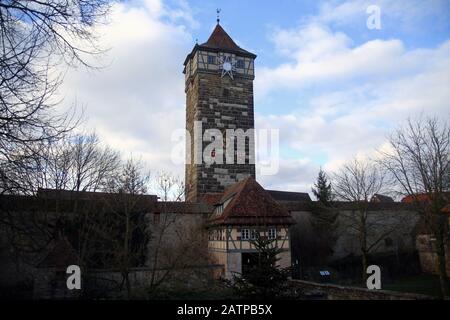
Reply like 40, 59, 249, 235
206, 177, 295, 279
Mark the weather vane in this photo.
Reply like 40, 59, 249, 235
216, 8, 221, 24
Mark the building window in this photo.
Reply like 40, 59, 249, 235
241, 229, 250, 240
250, 229, 258, 240
236, 59, 244, 68
268, 228, 277, 240
207, 55, 216, 64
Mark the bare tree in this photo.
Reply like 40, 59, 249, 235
80, 169, 207, 298
0, 131, 121, 291
380, 116, 449, 297
0, 0, 111, 194
89, 157, 151, 298
332, 158, 404, 283
10, 131, 121, 194
147, 172, 191, 292
70, 132, 121, 192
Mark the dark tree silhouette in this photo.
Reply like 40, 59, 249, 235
0, 0, 111, 194
380, 116, 449, 298
227, 237, 291, 299
312, 168, 333, 205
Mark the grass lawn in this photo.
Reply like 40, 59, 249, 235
383, 274, 445, 297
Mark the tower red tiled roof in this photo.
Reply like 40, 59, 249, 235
183, 23, 256, 67
201, 24, 245, 53
200, 24, 255, 57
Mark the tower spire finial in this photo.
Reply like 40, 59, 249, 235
216, 8, 221, 24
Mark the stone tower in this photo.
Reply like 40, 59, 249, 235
183, 23, 256, 202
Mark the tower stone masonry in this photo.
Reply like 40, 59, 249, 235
184, 23, 257, 202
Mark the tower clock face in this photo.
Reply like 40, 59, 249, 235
219, 56, 236, 79
223, 62, 232, 71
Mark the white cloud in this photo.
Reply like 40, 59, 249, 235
256, 23, 450, 96
258, 158, 319, 197
55, 0, 449, 195
255, 18, 450, 190
58, 0, 194, 178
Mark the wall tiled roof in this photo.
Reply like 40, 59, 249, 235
401, 192, 450, 203
371, 194, 394, 203
267, 190, 311, 202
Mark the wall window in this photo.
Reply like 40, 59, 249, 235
268, 228, 277, 240
241, 229, 250, 240
250, 229, 258, 240
207, 55, 216, 64
236, 59, 244, 68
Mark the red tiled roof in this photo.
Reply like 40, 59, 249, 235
184, 24, 256, 67
201, 24, 248, 54
208, 177, 296, 226
198, 193, 223, 206
401, 192, 450, 203
442, 204, 450, 214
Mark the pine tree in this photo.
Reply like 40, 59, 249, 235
227, 237, 292, 299
312, 168, 333, 205
310, 169, 338, 265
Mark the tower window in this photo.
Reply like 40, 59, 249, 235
208, 55, 216, 64
236, 59, 244, 69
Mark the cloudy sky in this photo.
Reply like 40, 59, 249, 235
59, 0, 450, 196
